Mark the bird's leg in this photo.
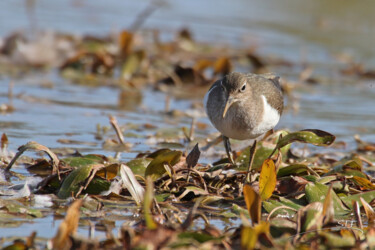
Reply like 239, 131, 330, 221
223, 135, 235, 164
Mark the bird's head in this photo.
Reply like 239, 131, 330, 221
221, 72, 250, 118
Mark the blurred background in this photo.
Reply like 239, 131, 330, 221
1, 0, 375, 62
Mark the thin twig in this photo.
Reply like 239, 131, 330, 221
189, 117, 196, 141
129, 0, 164, 32
165, 95, 170, 112
109, 115, 127, 146
201, 135, 223, 151
245, 140, 257, 184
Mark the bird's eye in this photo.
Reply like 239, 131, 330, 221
240, 83, 246, 92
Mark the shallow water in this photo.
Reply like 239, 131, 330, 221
0, 0, 375, 240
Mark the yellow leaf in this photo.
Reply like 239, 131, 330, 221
193, 59, 212, 72
119, 30, 133, 58
96, 163, 119, 180
144, 177, 158, 230
353, 176, 375, 190
121, 50, 146, 80
213, 57, 232, 76
259, 159, 277, 200
241, 221, 270, 250
243, 184, 261, 225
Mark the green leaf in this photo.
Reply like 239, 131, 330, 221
0, 200, 43, 218
145, 150, 182, 181
126, 158, 152, 175
269, 218, 296, 237
263, 198, 302, 217
84, 177, 111, 195
232, 204, 249, 217
276, 129, 335, 149
340, 169, 368, 179
341, 190, 375, 209
277, 164, 309, 177
305, 182, 348, 214
325, 156, 363, 176
301, 205, 322, 232
178, 232, 216, 243
155, 193, 170, 202
147, 148, 171, 158
57, 165, 93, 199
62, 154, 106, 168
319, 231, 355, 248
235, 140, 289, 170
304, 175, 318, 182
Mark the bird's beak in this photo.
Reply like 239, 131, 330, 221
222, 96, 238, 118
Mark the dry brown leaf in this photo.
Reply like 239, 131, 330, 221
161, 65, 208, 86
6, 141, 60, 175
133, 226, 176, 249
1, 133, 8, 150
52, 199, 83, 250
186, 143, 200, 169
277, 176, 308, 194
360, 197, 375, 227
322, 185, 334, 223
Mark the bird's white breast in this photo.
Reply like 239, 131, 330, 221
252, 95, 280, 136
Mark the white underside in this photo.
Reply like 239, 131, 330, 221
251, 95, 280, 136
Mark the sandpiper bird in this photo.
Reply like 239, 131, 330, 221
204, 72, 284, 163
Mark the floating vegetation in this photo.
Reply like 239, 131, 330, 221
0, 125, 375, 249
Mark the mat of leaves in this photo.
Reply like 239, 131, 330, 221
1, 129, 375, 249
